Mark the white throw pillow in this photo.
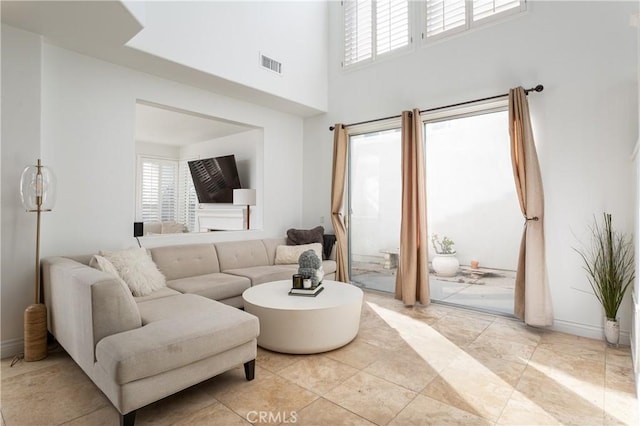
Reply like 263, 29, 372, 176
90, 255, 137, 298
99, 248, 166, 297
275, 243, 323, 265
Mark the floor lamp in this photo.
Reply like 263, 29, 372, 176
233, 189, 256, 230
20, 159, 56, 361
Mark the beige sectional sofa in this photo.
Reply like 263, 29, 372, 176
42, 237, 336, 425
146, 237, 336, 307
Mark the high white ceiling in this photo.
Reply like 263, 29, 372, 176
0, 0, 323, 117
1, 1, 143, 52
135, 102, 254, 146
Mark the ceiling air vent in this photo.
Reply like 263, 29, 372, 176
260, 53, 282, 75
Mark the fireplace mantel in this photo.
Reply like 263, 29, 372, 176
196, 207, 246, 231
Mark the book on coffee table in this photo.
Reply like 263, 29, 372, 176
288, 283, 324, 297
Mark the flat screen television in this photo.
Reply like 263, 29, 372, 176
188, 155, 241, 204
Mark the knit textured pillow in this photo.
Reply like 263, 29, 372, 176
89, 255, 130, 291
99, 248, 166, 297
275, 243, 323, 265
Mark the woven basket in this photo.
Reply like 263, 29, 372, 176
24, 303, 47, 361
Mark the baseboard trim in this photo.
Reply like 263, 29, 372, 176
1, 338, 24, 359
551, 319, 630, 346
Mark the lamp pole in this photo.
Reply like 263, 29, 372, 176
22, 158, 53, 362
34, 159, 43, 304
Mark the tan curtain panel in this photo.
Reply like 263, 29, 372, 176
331, 124, 349, 282
395, 109, 429, 305
509, 87, 553, 326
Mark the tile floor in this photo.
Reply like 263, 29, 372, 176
1, 290, 638, 425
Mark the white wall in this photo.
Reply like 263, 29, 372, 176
1, 26, 43, 356
303, 1, 639, 340
1, 28, 305, 355
126, 1, 328, 112
136, 141, 180, 159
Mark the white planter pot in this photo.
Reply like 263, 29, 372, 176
432, 254, 459, 277
604, 318, 620, 346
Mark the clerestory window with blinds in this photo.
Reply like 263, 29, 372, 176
343, 0, 411, 67
138, 157, 179, 223
424, 0, 525, 41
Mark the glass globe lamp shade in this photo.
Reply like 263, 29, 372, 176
20, 163, 56, 211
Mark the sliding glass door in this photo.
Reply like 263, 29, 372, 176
348, 128, 402, 292
346, 109, 519, 316
424, 109, 520, 315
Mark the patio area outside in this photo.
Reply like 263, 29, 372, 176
351, 258, 516, 316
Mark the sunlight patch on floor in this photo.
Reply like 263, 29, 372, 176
366, 301, 595, 423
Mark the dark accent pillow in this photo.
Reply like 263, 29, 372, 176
287, 226, 324, 246
322, 234, 336, 260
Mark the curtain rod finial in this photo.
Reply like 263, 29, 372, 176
329, 126, 335, 131
533, 84, 544, 92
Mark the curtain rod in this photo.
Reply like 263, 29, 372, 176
328, 84, 544, 131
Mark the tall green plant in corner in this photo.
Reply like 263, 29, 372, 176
575, 213, 634, 345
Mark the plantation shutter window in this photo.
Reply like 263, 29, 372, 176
424, 0, 524, 41
473, 0, 522, 21
139, 158, 178, 223
425, 0, 466, 39
343, 0, 410, 67
344, 0, 373, 66
376, 0, 410, 55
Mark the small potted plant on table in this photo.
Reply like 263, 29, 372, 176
431, 234, 459, 277
576, 213, 634, 346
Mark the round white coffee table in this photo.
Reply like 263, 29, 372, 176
242, 280, 363, 354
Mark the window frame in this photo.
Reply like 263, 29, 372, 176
135, 155, 180, 224
422, 0, 468, 43
346, 120, 403, 280
342, 0, 414, 70
421, 0, 527, 44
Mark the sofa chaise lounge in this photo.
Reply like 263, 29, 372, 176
42, 237, 336, 425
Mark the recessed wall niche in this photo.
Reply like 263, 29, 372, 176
134, 100, 263, 234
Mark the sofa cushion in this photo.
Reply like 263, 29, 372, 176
100, 248, 166, 297
322, 260, 337, 275
96, 294, 259, 385
133, 287, 181, 303
149, 244, 220, 280
215, 240, 270, 270
286, 226, 324, 246
274, 243, 323, 265
224, 265, 297, 286
167, 273, 250, 301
